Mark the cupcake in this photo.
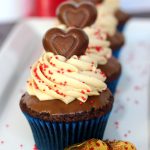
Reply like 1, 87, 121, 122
66, 0, 125, 58
92, 3, 125, 58
20, 27, 114, 150
56, 2, 121, 93
84, 27, 121, 94
65, 139, 137, 150
103, 0, 130, 32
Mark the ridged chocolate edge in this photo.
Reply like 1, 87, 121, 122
20, 93, 114, 123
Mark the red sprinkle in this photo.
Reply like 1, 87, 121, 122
95, 46, 102, 52
81, 97, 86, 101
43, 64, 48, 68
87, 89, 91, 92
90, 100, 95, 104
67, 69, 72, 72
81, 90, 85, 94
79, 102, 83, 105
96, 142, 100, 147
48, 70, 53, 75
100, 72, 106, 77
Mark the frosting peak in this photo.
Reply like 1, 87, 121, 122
27, 52, 107, 104
104, 0, 120, 12
84, 27, 112, 65
92, 4, 118, 35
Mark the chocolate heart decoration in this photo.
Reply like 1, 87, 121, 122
72, 0, 103, 5
43, 28, 89, 59
56, 2, 97, 28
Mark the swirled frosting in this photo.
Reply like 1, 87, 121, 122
27, 52, 107, 104
84, 27, 112, 65
103, 0, 119, 12
92, 4, 118, 35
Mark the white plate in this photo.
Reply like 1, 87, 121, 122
0, 18, 150, 150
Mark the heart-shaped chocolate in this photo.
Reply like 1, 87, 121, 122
43, 28, 89, 59
72, 0, 103, 5
56, 2, 97, 28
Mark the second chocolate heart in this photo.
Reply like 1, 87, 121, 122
43, 28, 89, 59
57, 2, 97, 28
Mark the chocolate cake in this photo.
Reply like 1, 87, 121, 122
98, 56, 121, 82
107, 32, 125, 52
115, 9, 130, 27
20, 89, 113, 122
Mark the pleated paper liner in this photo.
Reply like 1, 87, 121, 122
24, 112, 111, 150
107, 78, 120, 94
112, 49, 121, 59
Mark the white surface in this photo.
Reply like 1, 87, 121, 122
121, 0, 150, 13
0, 18, 150, 149
0, 0, 33, 22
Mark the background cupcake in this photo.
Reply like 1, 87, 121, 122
56, 1, 122, 93
67, 0, 125, 58
20, 27, 114, 150
103, 0, 130, 32
84, 27, 122, 94
92, 3, 125, 58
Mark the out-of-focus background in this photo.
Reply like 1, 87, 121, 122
0, 0, 150, 46
1, 0, 150, 22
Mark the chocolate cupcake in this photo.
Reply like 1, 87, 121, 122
65, 139, 137, 150
56, 0, 124, 58
20, 27, 114, 150
56, 2, 121, 93
84, 27, 121, 94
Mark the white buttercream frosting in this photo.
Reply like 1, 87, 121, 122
92, 3, 118, 35
84, 27, 112, 65
27, 52, 107, 104
103, 0, 120, 12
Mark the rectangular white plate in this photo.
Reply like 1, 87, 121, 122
0, 18, 150, 150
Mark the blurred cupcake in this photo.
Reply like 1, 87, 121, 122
92, 3, 125, 58
56, 1, 121, 93
84, 27, 121, 94
103, 0, 130, 32
20, 27, 114, 150
56, 0, 124, 58
65, 139, 137, 150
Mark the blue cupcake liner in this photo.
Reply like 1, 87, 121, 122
107, 78, 119, 94
112, 49, 121, 59
24, 112, 110, 150
117, 24, 125, 33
